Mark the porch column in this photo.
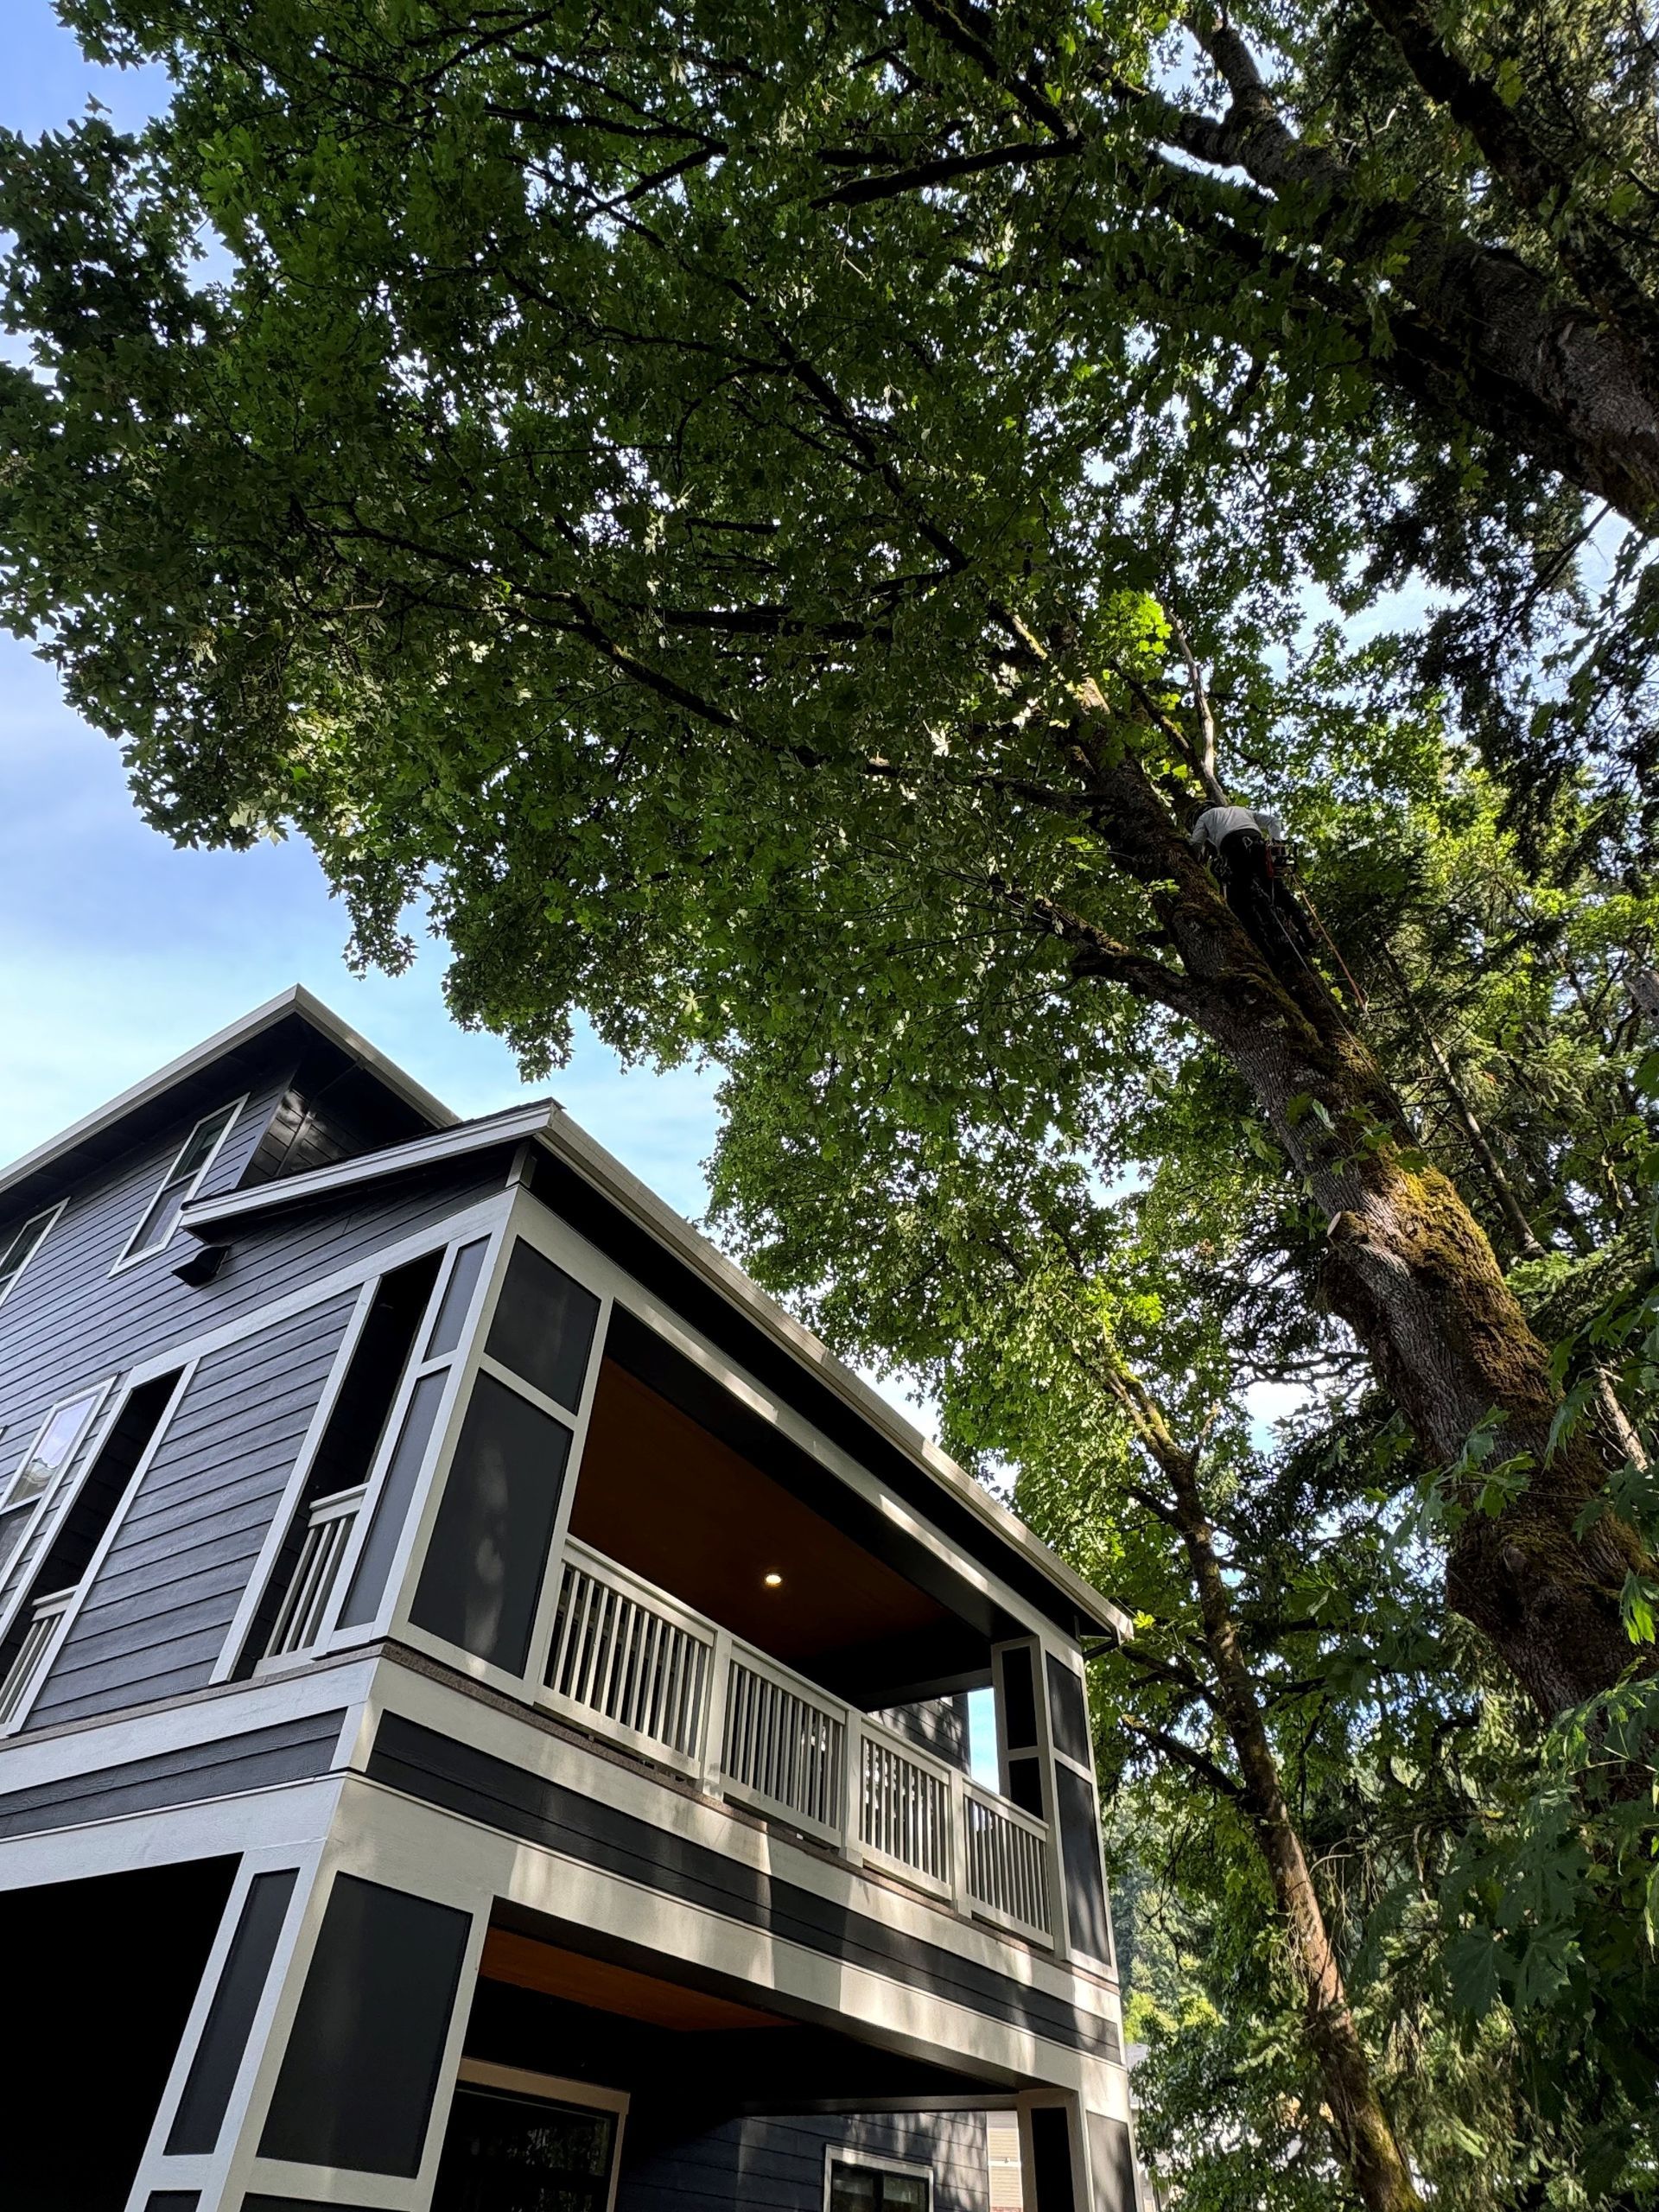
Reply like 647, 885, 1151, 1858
124, 1839, 487, 2212
989, 1637, 1116, 1973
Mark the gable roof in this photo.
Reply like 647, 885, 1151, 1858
0, 986, 454, 1221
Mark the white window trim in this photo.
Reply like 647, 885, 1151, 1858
823, 2145, 936, 2212
0, 1376, 117, 1532
0, 1198, 67, 1314
111, 1095, 249, 1274
454, 2061, 628, 2212
0, 1364, 193, 1736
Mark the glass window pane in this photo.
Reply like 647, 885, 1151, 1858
172, 1103, 237, 1180
411, 1372, 573, 1673
426, 1239, 490, 1360
0, 1209, 54, 1293
434, 2088, 616, 2212
8, 1390, 99, 1505
339, 1370, 448, 1629
0, 1507, 31, 1579
883, 2175, 930, 2210
126, 1180, 191, 1259
485, 1241, 600, 1412
830, 2166, 881, 2212
127, 1104, 238, 1257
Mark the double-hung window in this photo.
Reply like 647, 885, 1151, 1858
0, 1202, 63, 1313
828, 2157, 932, 2212
0, 1385, 106, 1578
115, 1100, 244, 1268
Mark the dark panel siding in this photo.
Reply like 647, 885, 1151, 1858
620, 2113, 990, 2212
0, 1709, 345, 1842
0, 1132, 507, 1461
0, 1149, 507, 1632
26, 1297, 358, 1728
368, 1715, 1121, 2063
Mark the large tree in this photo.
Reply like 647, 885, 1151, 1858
702, 1003, 1658, 2206
2, 0, 1655, 1714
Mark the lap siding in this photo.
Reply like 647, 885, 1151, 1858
23, 1293, 357, 1730
0, 1708, 346, 1841
367, 1714, 1121, 2064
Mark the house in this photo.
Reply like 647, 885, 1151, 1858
0, 988, 1141, 2212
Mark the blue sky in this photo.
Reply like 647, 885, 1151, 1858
1, 3, 721, 1219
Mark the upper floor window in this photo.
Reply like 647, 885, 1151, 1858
3, 1388, 105, 1513
0, 1202, 64, 1313
114, 1100, 245, 1269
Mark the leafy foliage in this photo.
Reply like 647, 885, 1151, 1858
3, 5, 1659, 2200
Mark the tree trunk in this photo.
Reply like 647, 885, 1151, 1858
1180, 15, 1659, 524
1055, 738, 1650, 1718
1103, 1363, 1423, 2212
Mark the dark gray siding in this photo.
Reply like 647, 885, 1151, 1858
0, 1091, 505, 1465
0, 1144, 509, 1628
620, 2113, 990, 2212
0, 1063, 295, 1441
26, 1295, 358, 1727
0, 1709, 345, 1840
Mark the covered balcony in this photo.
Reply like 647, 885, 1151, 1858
535, 1316, 1056, 1944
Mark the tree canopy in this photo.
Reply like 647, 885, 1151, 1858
3, 6, 1658, 2200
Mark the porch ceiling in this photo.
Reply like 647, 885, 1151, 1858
569, 1359, 955, 1675
480, 1926, 792, 2031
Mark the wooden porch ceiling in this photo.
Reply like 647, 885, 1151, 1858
569, 1359, 954, 1672
479, 1926, 791, 2032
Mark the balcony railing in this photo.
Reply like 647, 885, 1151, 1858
264, 1485, 366, 1661
543, 1539, 1053, 1942
0, 1585, 75, 1728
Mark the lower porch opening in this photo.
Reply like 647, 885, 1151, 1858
435, 1910, 1032, 2212
0, 1854, 238, 2211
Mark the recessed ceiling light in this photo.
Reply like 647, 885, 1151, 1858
763, 1571, 783, 1588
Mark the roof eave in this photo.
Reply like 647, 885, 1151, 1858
180, 1097, 556, 1233
532, 1116, 1135, 1643
175, 1058, 1131, 1641
0, 983, 458, 1213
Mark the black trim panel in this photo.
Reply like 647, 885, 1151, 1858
366, 1713, 1121, 2063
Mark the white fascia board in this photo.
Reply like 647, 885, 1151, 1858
536, 1115, 1135, 1643
0, 983, 457, 1211
180, 1099, 558, 1234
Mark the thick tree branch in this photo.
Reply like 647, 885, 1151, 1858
1361, 0, 1659, 379
813, 137, 1077, 207
1119, 1714, 1247, 1802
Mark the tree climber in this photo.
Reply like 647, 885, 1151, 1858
1188, 803, 1314, 961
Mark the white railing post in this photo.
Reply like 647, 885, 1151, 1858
263, 1485, 367, 1663
701, 1625, 733, 1796
524, 1539, 1058, 1929
842, 1712, 866, 1872
0, 1585, 74, 1729
946, 1764, 970, 1916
